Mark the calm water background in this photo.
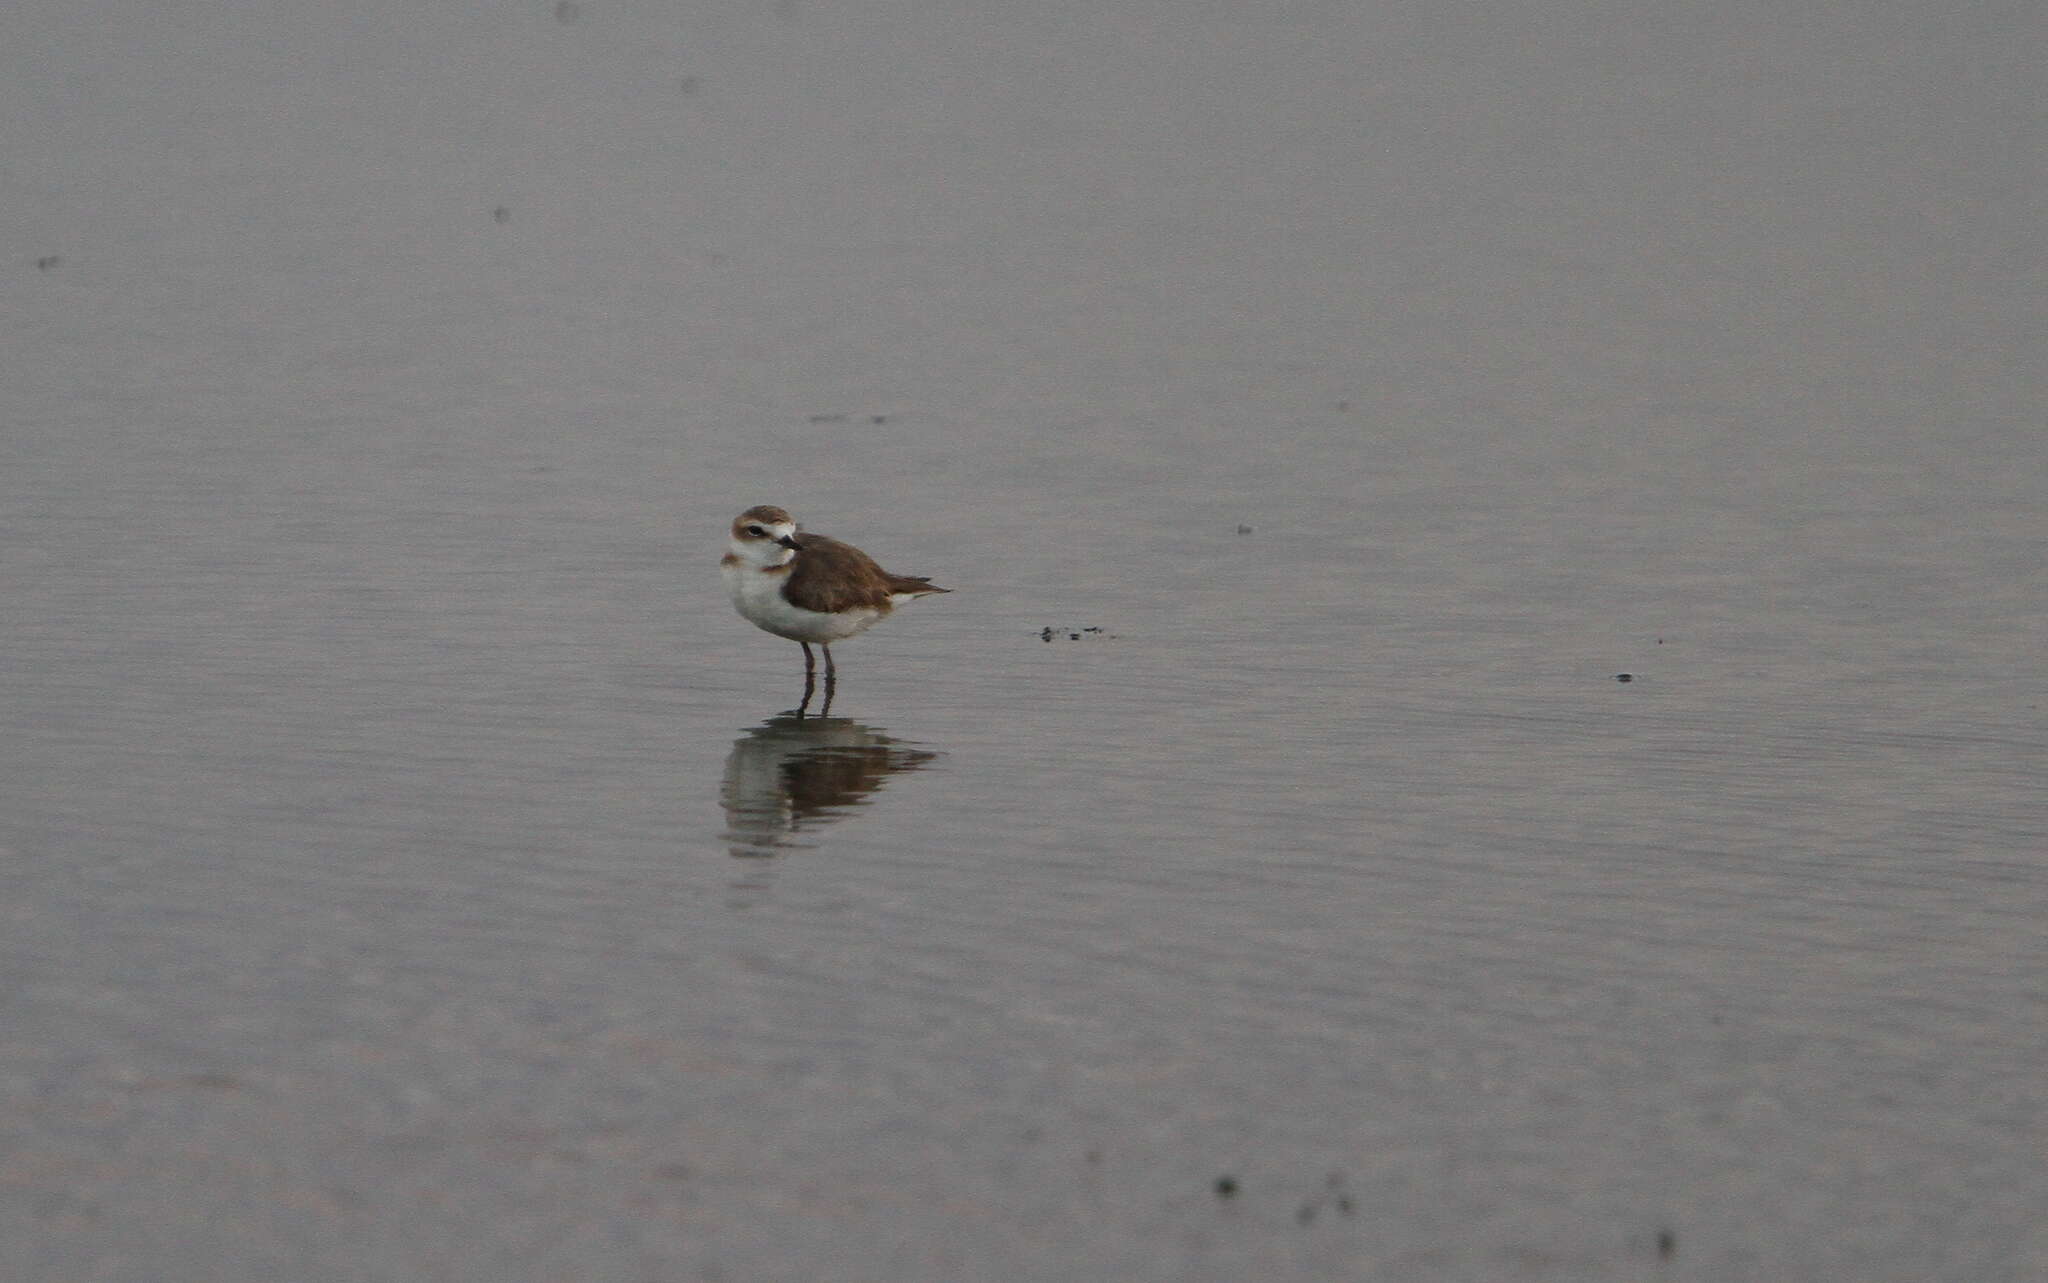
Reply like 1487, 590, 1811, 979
5, 1, 2044, 1279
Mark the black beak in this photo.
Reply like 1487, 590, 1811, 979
776, 534, 801, 550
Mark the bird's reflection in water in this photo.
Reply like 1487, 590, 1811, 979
719, 714, 940, 867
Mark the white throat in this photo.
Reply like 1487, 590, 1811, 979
729, 535, 795, 568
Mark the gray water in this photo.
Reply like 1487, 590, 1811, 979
5, 1, 2044, 1279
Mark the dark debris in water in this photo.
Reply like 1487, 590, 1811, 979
1295, 1171, 1355, 1225
1040, 625, 1115, 642
1207, 1169, 1361, 1224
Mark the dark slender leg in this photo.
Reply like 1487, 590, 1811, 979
797, 642, 816, 717
820, 645, 836, 716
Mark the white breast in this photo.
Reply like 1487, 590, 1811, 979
723, 561, 883, 643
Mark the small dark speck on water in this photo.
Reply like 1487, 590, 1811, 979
1286, 1172, 1352, 1224
678, 75, 701, 94
492, 206, 510, 223
870, 414, 888, 424
1213, 1175, 1239, 1199
1615, 673, 1633, 682
1236, 524, 1253, 534
37, 255, 62, 271
1657, 1227, 1677, 1259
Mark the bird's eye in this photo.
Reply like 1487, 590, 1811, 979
746, 525, 765, 536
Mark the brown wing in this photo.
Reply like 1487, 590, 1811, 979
782, 534, 899, 614
884, 573, 949, 596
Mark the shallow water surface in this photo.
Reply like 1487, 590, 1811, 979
4, 1, 2045, 1279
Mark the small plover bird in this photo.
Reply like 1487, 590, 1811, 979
721, 505, 950, 713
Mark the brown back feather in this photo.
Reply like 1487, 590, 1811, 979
783, 534, 949, 612
886, 573, 949, 596
782, 535, 896, 614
